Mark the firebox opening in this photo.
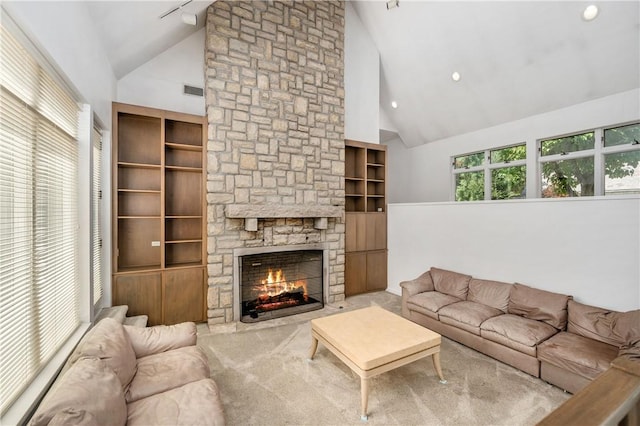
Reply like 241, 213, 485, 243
239, 250, 323, 323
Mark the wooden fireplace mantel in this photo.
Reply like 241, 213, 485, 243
225, 204, 343, 231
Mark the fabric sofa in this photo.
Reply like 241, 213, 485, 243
29, 318, 225, 426
400, 267, 640, 394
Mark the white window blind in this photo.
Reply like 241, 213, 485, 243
0, 24, 80, 414
92, 126, 102, 305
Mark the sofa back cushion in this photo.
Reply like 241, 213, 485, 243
567, 300, 640, 348
467, 278, 512, 313
69, 318, 137, 389
430, 267, 471, 300
508, 283, 571, 330
30, 357, 126, 426
124, 322, 197, 358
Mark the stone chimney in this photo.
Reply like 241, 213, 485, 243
204, 0, 346, 326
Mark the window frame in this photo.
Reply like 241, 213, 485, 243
452, 142, 527, 201
538, 122, 640, 198
0, 13, 95, 424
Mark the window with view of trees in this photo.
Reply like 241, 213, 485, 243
540, 131, 595, 197
452, 123, 639, 201
453, 144, 526, 201
603, 123, 640, 195
539, 123, 639, 198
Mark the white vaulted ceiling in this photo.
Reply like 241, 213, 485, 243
85, 1, 639, 147
351, 1, 640, 146
86, 0, 211, 79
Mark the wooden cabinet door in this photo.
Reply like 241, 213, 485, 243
345, 252, 367, 297
365, 213, 386, 251
113, 272, 162, 325
345, 213, 367, 252
164, 268, 205, 324
366, 250, 387, 291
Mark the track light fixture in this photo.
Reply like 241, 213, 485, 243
386, 0, 399, 10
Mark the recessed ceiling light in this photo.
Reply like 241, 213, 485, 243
391, 101, 398, 109
583, 5, 599, 21
451, 72, 461, 82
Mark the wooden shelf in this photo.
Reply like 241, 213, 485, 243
165, 142, 203, 151
345, 140, 387, 297
112, 102, 206, 325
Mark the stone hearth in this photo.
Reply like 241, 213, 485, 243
204, 0, 346, 326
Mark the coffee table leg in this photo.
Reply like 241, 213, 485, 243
308, 335, 319, 360
432, 352, 447, 384
360, 377, 369, 421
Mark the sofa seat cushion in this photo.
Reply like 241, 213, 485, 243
126, 346, 211, 403
30, 357, 127, 426
430, 267, 472, 300
508, 283, 571, 330
467, 278, 512, 313
481, 314, 559, 357
127, 378, 225, 426
69, 318, 137, 389
407, 291, 460, 319
538, 331, 618, 380
438, 301, 504, 336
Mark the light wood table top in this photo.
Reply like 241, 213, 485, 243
309, 306, 445, 420
310, 305, 441, 371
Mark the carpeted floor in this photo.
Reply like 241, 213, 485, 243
197, 292, 570, 425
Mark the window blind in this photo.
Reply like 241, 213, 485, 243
0, 25, 80, 414
92, 126, 103, 305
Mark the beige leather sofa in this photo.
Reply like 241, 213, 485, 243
401, 267, 640, 394
29, 318, 225, 425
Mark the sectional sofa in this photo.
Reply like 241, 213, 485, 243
400, 267, 640, 393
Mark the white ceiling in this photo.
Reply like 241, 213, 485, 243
85, 1, 639, 147
352, 1, 640, 146
86, 0, 211, 79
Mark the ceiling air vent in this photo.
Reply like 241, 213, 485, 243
183, 84, 204, 97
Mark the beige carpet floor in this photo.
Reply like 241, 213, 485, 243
197, 292, 570, 425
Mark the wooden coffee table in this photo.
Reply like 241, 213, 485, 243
308, 306, 445, 420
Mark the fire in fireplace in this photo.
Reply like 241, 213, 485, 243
240, 250, 323, 323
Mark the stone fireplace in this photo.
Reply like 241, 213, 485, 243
205, 0, 346, 326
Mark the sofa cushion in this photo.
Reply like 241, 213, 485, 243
47, 409, 98, 426
567, 300, 640, 348
70, 318, 137, 389
30, 357, 126, 426
508, 283, 571, 330
406, 291, 460, 319
399, 271, 434, 296
430, 267, 471, 300
124, 322, 197, 358
538, 331, 618, 380
125, 345, 211, 403
481, 314, 559, 357
438, 301, 504, 336
127, 379, 225, 426
467, 278, 512, 313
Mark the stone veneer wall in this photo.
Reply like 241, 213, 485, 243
204, 0, 346, 325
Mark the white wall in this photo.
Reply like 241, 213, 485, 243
389, 89, 640, 203
344, 2, 380, 143
117, 28, 206, 116
387, 197, 640, 312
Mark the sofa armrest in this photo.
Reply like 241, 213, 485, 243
124, 322, 197, 358
399, 271, 434, 297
